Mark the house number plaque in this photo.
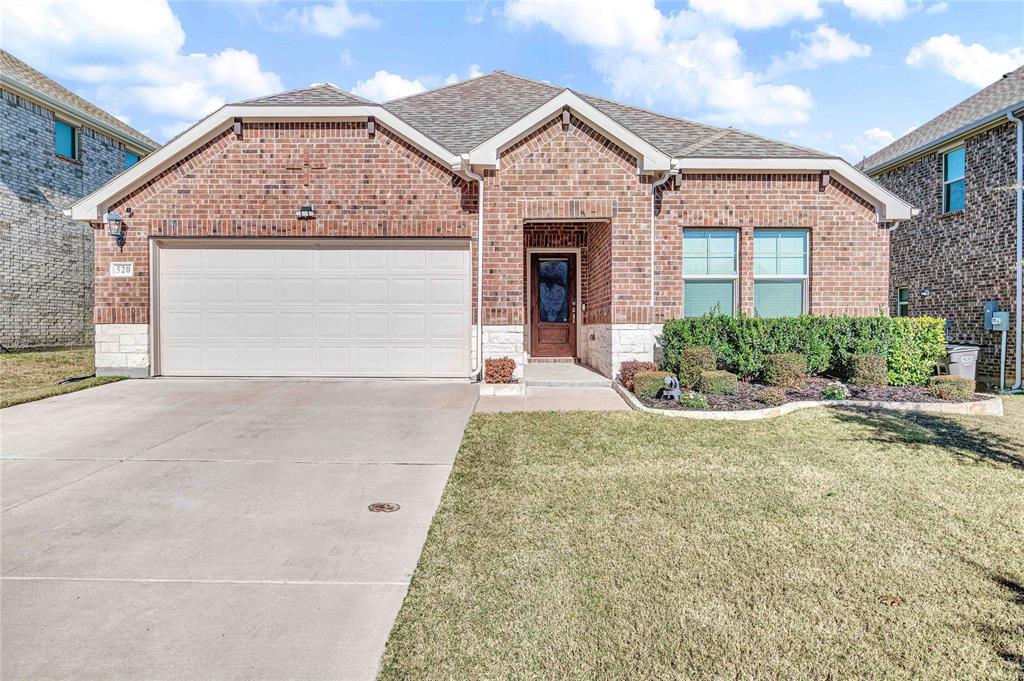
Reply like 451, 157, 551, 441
109, 262, 133, 277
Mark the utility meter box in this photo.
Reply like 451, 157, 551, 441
990, 311, 1009, 332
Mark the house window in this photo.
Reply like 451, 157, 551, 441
683, 230, 737, 317
896, 287, 910, 317
124, 151, 140, 169
753, 230, 808, 317
54, 120, 77, 159
943, 146, 965, 213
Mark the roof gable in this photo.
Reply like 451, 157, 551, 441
861, 64, 1024, 173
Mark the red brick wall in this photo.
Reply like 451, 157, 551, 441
95, 121, 475, 324
482, 115, 649, 326
655, 172, 886, 319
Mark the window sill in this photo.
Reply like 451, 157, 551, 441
55, 153, 82, 166
939, 209, 964, 219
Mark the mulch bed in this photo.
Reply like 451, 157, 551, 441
639, 376, 985, 411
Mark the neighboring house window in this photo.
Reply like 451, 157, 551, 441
753, 230, 808, 317
943, 146, 965, 213
683, 230, 737, 317
896, 287, 910, 317
54, 120, 77, 159
124, 151, 140, 169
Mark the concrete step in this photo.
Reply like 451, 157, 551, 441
523, 362, 611, 388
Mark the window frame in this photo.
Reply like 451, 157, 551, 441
54, 118, 79, 161
752, 229, 809, 317
942, 145, 965, 213
896, 286, 910, 317
682, 228, 739, 318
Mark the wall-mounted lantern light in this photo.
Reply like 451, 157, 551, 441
105, 211, 127, 249
295, 205, 316, 219
920, 288, 931, 297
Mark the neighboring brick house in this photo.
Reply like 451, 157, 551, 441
69, 72, 910, 379
861, 66, 1023, 388
0, 50, 157, 349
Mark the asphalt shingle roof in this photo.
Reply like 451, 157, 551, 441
240, 83, 373, 106
234, 71, 838, 161
860, 65, 1024, 173
0, 50, 158, 150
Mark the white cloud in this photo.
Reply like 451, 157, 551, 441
840, 126, 896, 160
282, 0, 378, 37
769, 24, 871, 76
0, 0, 282, 139
506, 0, 814, 126
841, 0, 909, 22
924, 2, 948, 13
688, 0, 821, 30
906, 34, 1024, 87
340, 49, 353, 67
506, 0, 664, 53
444, 65, 485, 86
351, 71, 426, 101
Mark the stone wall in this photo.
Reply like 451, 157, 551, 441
874, 122, 1017, 384
0, 89, 130, 348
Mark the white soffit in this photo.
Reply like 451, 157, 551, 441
468, 90, 673, 173
69, 105, 462, 221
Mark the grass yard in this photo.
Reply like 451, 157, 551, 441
0, 348, 124, 409
381, 398, 1024, 680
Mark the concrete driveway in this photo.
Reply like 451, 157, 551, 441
1, 379, 478, 681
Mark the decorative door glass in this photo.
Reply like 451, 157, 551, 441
538, 259, 569, 323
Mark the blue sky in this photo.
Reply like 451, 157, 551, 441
2, 1, 1021, 161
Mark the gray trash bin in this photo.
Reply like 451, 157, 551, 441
942, 344, 979, 380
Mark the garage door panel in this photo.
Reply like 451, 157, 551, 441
159, 242, 470, 377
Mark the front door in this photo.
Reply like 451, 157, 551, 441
530, 252, 577, 357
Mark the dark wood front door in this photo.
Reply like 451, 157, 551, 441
530, 253, 577, 357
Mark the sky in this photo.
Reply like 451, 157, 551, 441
2, 0, 1021, 162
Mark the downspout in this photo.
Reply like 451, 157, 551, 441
458, 155, 485, 381
650, 165, 678, 327
1007, 112, 1023, 391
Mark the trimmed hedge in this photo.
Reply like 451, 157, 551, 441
763, 353, 807, 388
660, 313, 946, 386
617, 360, 658, 390
850, 354, 888, 387
928, 375, 975, 400
633, 371, 674, 399
678, 346, 716, 388
697, 370, 739, 395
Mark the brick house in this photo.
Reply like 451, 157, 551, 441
1, 50, 157, 349
861, 66, 1023, 388
69, 72, 910, 379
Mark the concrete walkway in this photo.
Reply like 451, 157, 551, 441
1, 379, 478, 681
476, 386, 630, 413
523, 362, 611, 387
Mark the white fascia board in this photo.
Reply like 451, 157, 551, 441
674, 157, 913, 221
70, 105, 461, 221
468, 90, 672, 172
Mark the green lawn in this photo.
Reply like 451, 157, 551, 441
381, 398, 1024, 680
0, 348, 124, 409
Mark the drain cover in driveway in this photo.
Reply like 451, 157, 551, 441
368, 502, 400, 513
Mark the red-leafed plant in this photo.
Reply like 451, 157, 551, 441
617, 360, 658, 390
485, 357, 516, 384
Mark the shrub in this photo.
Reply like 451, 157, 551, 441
484, 357, 516, 384
677, 346, 716, 388
850, 354, 888, 387
659, 313, 946, 385
928, 375, 975, 400
822, 382, 850, 400
678, 392, 710, 410
617, 360, 658, 390
762, 353, 807, 388
756, 386, 787, 407
697, 369, 739, 395
632, 371, 674, 399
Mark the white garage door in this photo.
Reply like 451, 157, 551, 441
157, 241, 471, 377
